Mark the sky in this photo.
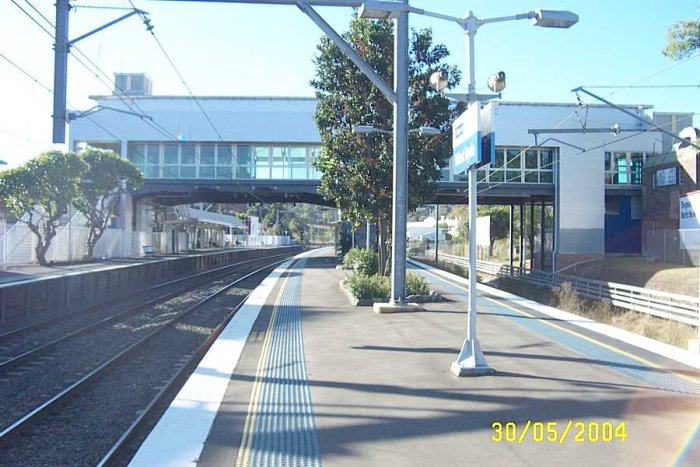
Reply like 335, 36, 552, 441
1, 0, 699, 168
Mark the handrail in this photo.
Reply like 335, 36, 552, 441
435, 252, 700, 336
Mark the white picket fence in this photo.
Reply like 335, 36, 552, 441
0, 223, 150, 267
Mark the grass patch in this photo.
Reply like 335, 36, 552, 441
412, 254, 697, 349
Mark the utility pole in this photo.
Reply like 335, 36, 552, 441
51, 1, 148, 143
53, 0, 70, 144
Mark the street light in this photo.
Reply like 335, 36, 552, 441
422, 6, 577, 377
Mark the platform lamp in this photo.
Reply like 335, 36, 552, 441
424, 7, 578, 377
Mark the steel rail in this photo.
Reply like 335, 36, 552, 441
0, 258, 288, 441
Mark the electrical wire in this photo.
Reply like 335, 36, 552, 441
474, 116, 693, 196
0, 50, 52, 94
128, 0, 226, 141
14, 0, 180, 141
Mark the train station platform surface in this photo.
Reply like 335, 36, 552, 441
0, 247, 254, 286
130, 247, 700, 467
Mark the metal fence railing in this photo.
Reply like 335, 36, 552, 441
435, 252, 700, 335
644, 229, 700, 266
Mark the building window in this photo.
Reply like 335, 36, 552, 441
163, 144, 179, 178
180, 144, 197, 179
605, 151, 652, 186
145, 144, 160, 178
236, 144, 253, 179
254, 146, 270, 179
216, 144, 233, 179
199, 144, 216, 179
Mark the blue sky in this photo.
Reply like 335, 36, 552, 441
1, 0, 699, 167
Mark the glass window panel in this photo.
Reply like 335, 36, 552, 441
162, 165, 179, 179
216, 166, 232, 179
495, 149, 505, 167
525, 150, 538, 169
506, 171, 521, 183
272, 147, 286, 164
525, 172, 538, 183
604, 173, 613, 184
614, 152, 628, 184
180, 166, 196, 179
477, 169, 487, 182
237, 145, 251, 166
181, 144, 196, 165
630, 153, 643, 185
540, 172, 553, 183
256, 165, 270, 179
200, 145, 215, 165
291, 167, 307, 179
456, 173, 468, 182
288, 147, 306, 163
604, 152, 612, 171
164, 144, 179, 165
271, 167, 284, 179
237, 166, 252, 179
539, 150, 553, 169
145, 165, 160, 178
309, 167, 322, 180
217, 145, 232, 165
255, 146, 269, 163
506, 149, 521, 169
199, 166, 215, 178
127, 143, 145, 165
489, 170, 504, 182
147, 145, 159, 165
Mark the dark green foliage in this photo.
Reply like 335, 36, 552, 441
73, 148, 143, 259
343, 247, 379, 275
406, 271, 430, 296
311, 17, 462, 273
0, 151, 88, 265
345, 273, 390, 300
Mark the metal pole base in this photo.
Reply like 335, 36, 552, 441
450, 338, 494, 376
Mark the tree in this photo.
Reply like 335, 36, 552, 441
73, 148, 143, 259
0, 151, 88, 266
663, 18, 700, 59
311, 17, 461, 274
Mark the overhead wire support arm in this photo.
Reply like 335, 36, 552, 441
295, 1, 397, 103
67, 105, 154, 121
573, 86, 700, 151
69, 9, 149, 45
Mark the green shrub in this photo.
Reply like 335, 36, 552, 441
345, 273, 390, 300
406, 271, 430, 296
343, 248, 378, 276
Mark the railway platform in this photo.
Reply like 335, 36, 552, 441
130, 247, 700, 467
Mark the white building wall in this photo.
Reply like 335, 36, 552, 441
491, 102, 657, 261
69, 96, 321, 146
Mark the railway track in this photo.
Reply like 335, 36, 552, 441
0, 255, 294, 466
0, 251, 293, 365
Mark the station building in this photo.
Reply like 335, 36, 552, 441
69, 73, 693, 268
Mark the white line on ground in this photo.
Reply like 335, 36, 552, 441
408, 258, 700, 370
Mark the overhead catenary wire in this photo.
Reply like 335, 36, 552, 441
0, 48, 154, 167
128, 0, 226, 141
12, 0, 180, 142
